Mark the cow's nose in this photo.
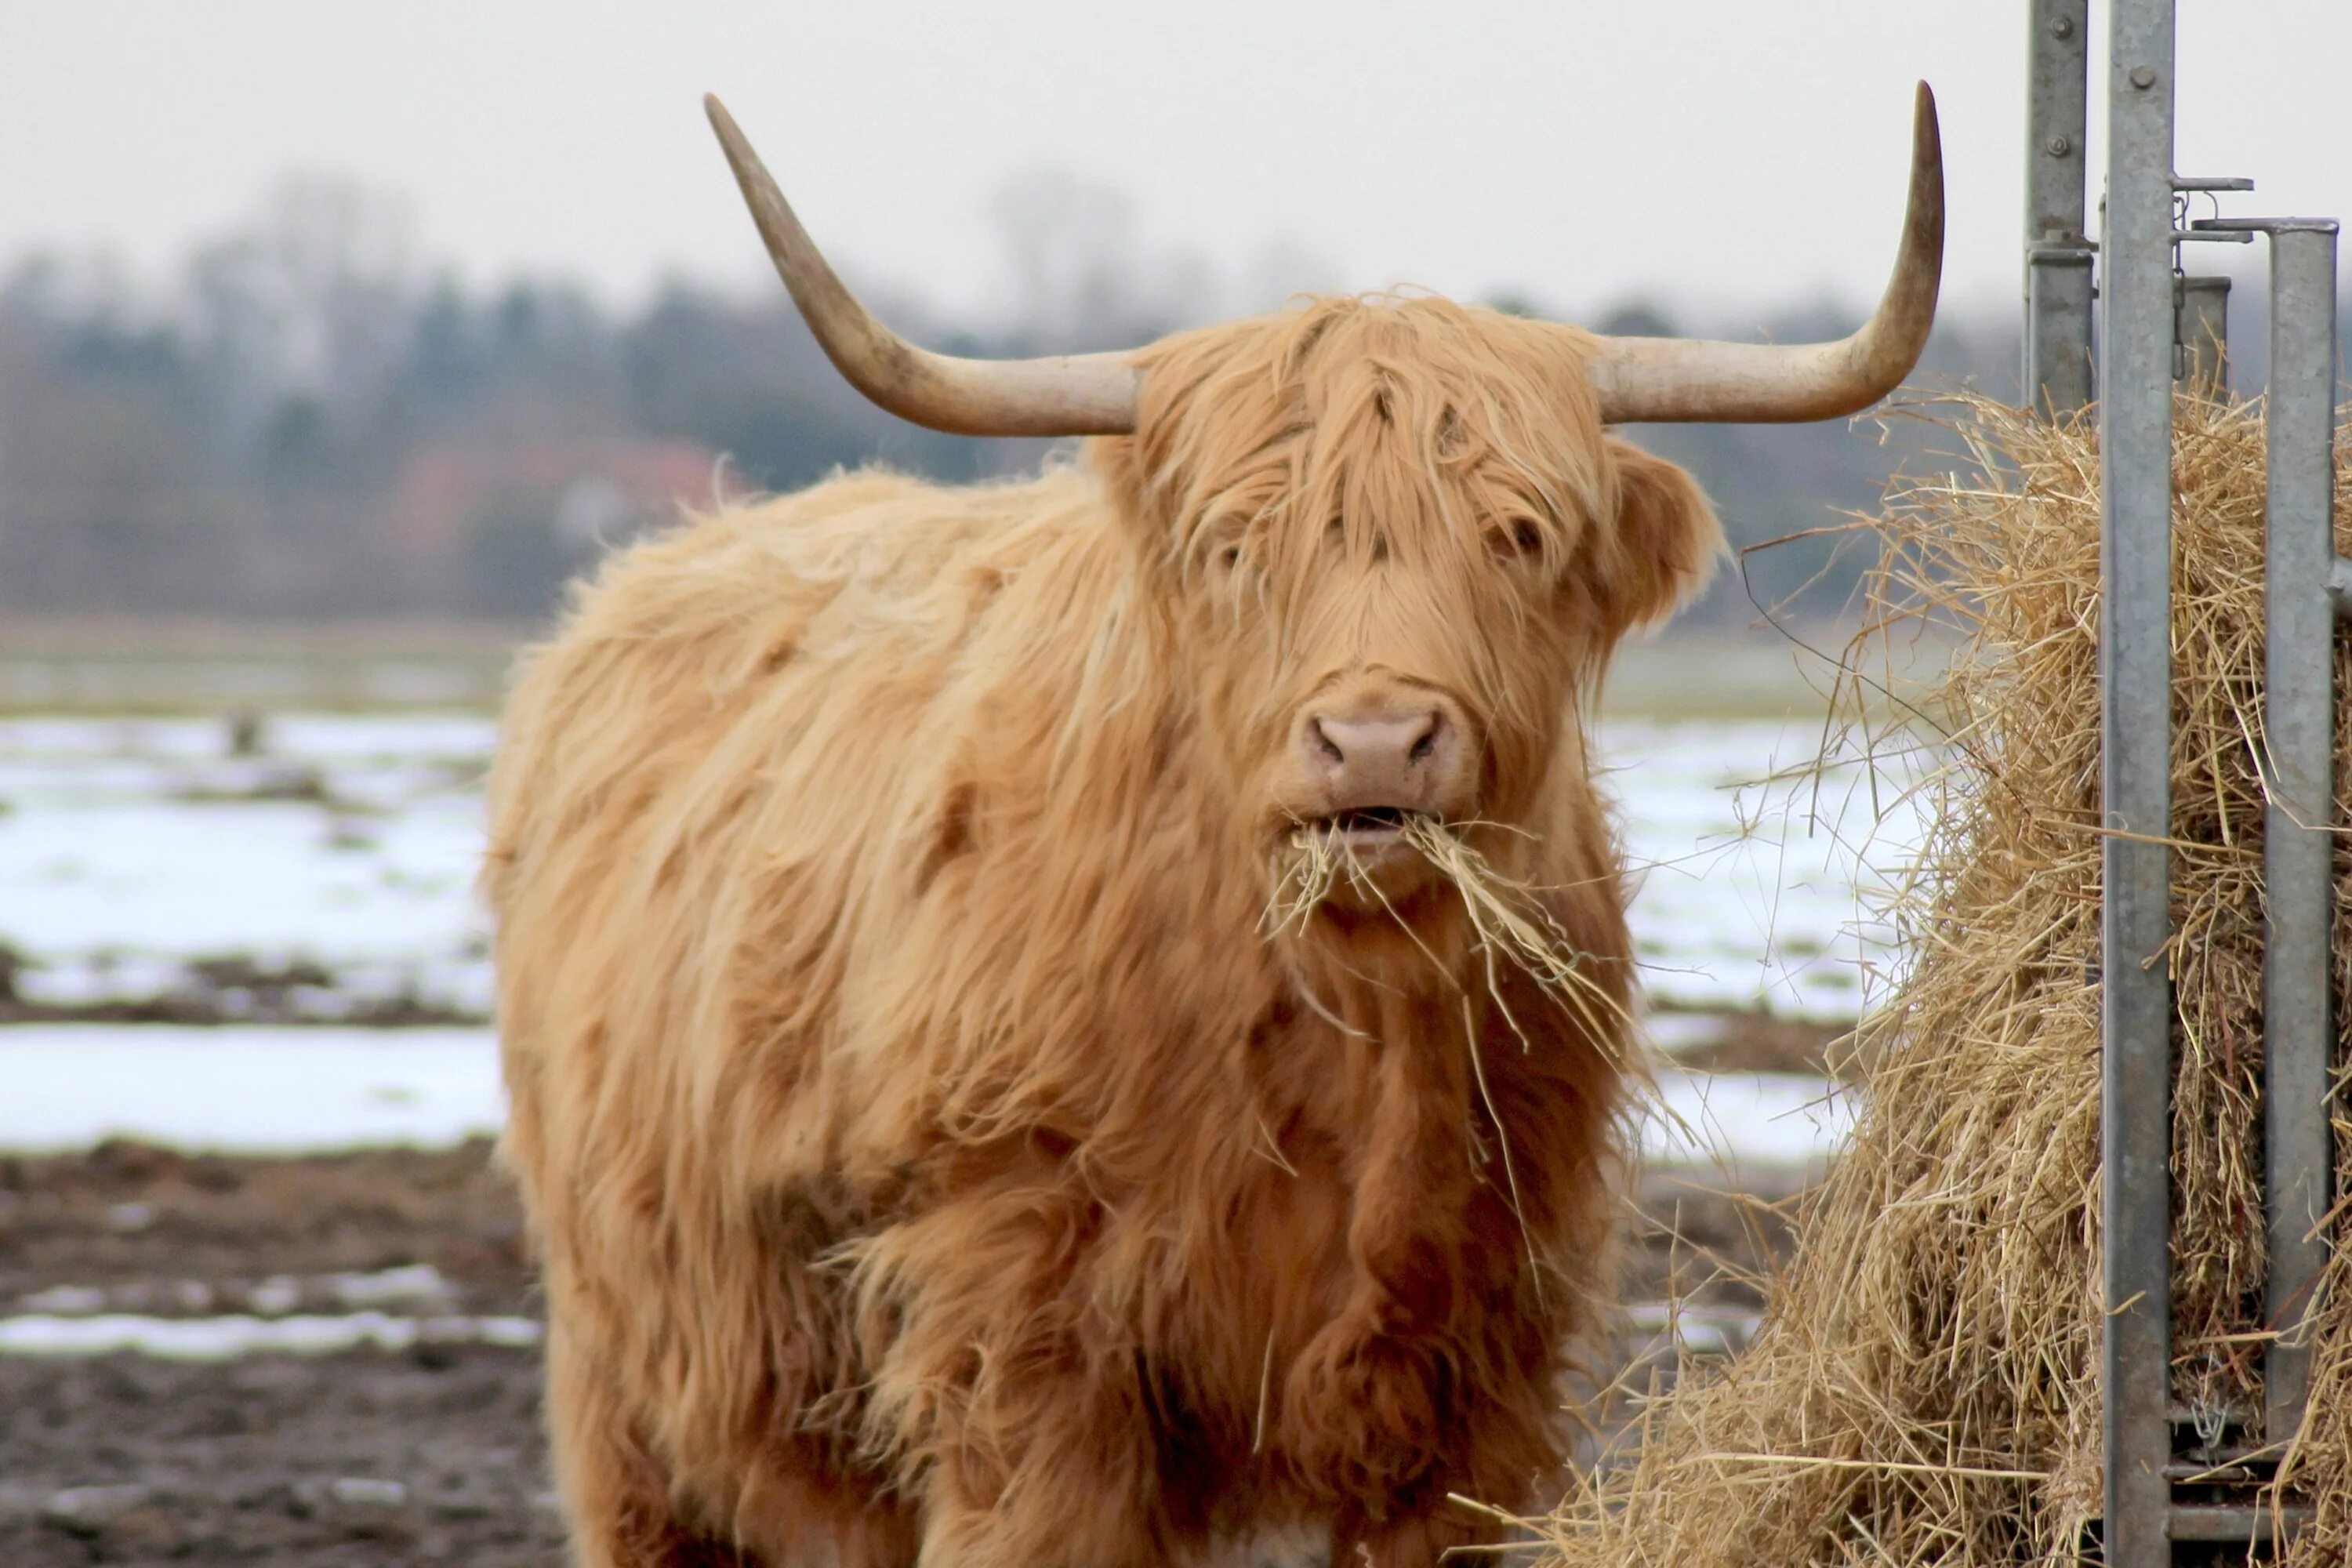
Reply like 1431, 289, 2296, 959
1303, 706, 1458, 808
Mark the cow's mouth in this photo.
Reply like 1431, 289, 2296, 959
1293, 805, 1428, 854
1271, 807, 1451, 920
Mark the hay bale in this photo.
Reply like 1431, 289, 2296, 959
1540, 394, 2352, 1567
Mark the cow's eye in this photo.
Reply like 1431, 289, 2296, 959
1490, 517, 1546, 561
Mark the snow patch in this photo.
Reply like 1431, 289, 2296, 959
0, 1311, 540, 1359
0, 1025, 503, 1152
0, 1026, 1849, 1185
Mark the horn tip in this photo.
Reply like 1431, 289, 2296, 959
1911, 82, 1942, 166
703, 95, 763, 183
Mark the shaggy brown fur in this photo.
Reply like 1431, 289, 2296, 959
486, 296, 1721, 1568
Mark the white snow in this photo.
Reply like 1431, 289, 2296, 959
0, 709, 1915, 1172
0, 1302, 1774, 1363
0, 710, 1922, 1024
0, 1026, 505, 1153
0, 1025, 1852, 1192
325, 1264, 456, 1308
1624, 1299, 1765, 1357
1642, 1067, 1856, 1195
0, 713, 494, 1022
0, 1312, 541, 1359
20, 1285, 109, 1316
15, 1265, 459, 1319
1603, 715, 1926, 1020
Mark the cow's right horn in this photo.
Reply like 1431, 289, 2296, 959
706, 95, 1142, 437
1583, 82, 1945, 424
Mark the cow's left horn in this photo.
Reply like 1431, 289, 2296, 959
705, 95, 1142, 437
1584, 82, 1944, 424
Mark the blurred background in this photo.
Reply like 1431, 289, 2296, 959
4, 0, 2344, 650
2, 3, 2347, 1564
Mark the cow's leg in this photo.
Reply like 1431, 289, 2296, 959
1332, 1503, 1507, 1568
873, 1272, 1177, 1567
823, 1494, 924, 1568
1291, 994, 1572, 1566
733, 1464, 922, 1568
546, 1318, 922, 1568
549, 1372, 919, 1568
1282, 996, 1478, 1501
1324, 1322, 1562, 1568
1337, 1508, 1512, 1568
543, 1323, 717, 1567
914, 1390, 1173, 1568
855, 1166, 1244, 1568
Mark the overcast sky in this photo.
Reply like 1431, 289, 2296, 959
5, 2, 2347, 328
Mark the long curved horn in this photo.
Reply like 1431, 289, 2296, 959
1585, 82, 1944, 424
705, 95, 1141, 437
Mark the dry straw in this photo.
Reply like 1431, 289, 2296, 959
1266, 818, 1635, 1059
1537, 392, 2352, 1567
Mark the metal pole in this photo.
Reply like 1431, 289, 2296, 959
2176, 274, 2230, 392
2195, 212, 2343, 1470
2254, 221, 2339, 1450
2100, 1, 2180, 1562
2026, 0, 2095, 412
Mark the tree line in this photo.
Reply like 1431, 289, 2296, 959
0, 173, 2100, 630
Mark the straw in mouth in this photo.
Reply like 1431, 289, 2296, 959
1290, 805, 1424, 851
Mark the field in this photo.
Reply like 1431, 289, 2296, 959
0, 637, 1915, 1566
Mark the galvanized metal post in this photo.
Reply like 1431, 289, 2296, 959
2173, 209, 2343, 1543
2100, 1, 2180, 1562
2026, 0, 2095, 412
2251, 221, 2339, 1451
2175, 274, 2230, 392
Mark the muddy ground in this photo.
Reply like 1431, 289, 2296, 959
0, 1129, 1798, 1567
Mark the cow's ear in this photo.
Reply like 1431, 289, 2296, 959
1582, 437, 1723, 644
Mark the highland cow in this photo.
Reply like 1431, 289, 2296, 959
486, 87, 1942, 1568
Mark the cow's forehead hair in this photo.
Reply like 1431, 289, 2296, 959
1114, 294, 1617, 583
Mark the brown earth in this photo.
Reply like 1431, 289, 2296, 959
2, 1348, 561, 1568
0, 1137, 1793, 1566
